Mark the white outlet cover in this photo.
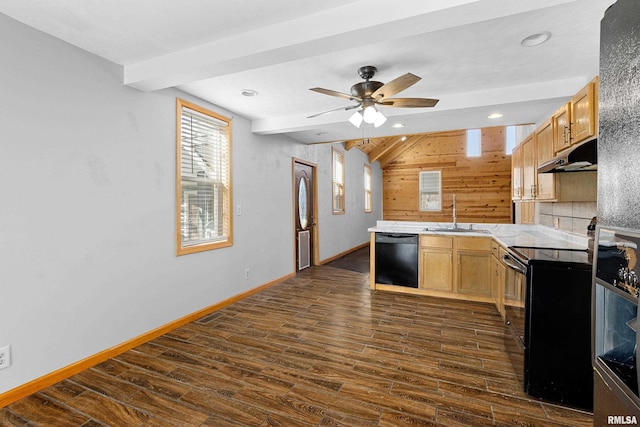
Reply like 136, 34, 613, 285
0, 345, 11, 370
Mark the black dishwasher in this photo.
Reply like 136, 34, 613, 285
374, 233, 419, 288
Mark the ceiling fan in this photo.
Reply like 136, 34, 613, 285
308, 65, 439, 128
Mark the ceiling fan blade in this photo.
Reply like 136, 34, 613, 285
371, 73, 421, 99
379, 97, 439, 108
307, 104, 360, 119
309, 87, 358, 101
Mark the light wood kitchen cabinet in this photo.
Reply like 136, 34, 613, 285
456, 236, 492, 297
553, 102, 572, 154
511, 143, 523, 200
491, 242, 506, 319
554, 78, 598, 154
519, 201, 535, 224
509, 77, 599, 207
521, 135, 536, 200
533, 119, 555, 200
418, 234, 492, 302
519, 130, 554, 201
419, 235, 453, 291
571, 80, 597, 145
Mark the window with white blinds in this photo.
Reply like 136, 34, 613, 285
419, 170, 442, 211
176, 98, 232, 255
364, 164, 373, 213
332, 147, 345, 214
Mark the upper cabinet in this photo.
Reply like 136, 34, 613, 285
534, 119, 555, 200
553, 102, 572, 154
554, 78, 599, 154
570, 79, 598, 145
511, 124, 555, 202
512, 144, 523, 200
510, 78, 599, 205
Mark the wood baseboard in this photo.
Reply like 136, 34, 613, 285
0, 272, 294, 409
319, 242, 369, 265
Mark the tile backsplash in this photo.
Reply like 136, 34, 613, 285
538, 201, 597, 235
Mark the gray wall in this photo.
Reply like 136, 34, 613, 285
0, 14, 381, 394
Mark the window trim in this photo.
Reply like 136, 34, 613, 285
364, 164, 373, 213
419, 170, 442, 212
176, 98, 233, 255
332, 147, 345, 215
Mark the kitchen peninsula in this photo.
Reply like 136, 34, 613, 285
369, 220, 588, 307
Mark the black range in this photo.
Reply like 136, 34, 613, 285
503, 244, 593, 411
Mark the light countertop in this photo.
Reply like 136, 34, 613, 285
369, 221, 589, 250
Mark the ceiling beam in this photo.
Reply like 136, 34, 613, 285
123, 0, 574, 92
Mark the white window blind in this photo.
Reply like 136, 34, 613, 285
177, 99, 232, 255
364, 164, 372, 213
419, 170, 442, 211
332, 148, 345, 214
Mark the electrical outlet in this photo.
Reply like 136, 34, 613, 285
244, 268, 250, 280
0, 345, 11, 370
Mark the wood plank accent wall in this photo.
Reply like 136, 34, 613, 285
382, 126, 512, 223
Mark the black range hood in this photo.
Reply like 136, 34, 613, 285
538, 139, 597, 173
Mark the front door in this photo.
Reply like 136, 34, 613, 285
294, 160, 315, 271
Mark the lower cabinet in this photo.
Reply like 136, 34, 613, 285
456, 237, 492, 297
491, 244, 506, 319
420, 236, 453, 291
419, 235, 492, 301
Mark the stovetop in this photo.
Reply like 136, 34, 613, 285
509, 246, 592, 266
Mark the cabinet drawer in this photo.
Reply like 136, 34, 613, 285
457, 236, 491, 251
420, 235, 453, 249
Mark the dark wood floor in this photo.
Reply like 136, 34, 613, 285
1, 258, 592, 426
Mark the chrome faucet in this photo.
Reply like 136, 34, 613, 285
452, 194, 457, 229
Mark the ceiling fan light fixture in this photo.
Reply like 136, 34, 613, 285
348, 110, 363, 128
363, 106, 378, 124
373, 111, 387, 128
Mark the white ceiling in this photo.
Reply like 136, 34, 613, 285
0, 0, 612, 144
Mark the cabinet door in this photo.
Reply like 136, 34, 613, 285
420, 249, 453, 291
553, 103, 572, 154
457, 251, 491, 296
535, 118, 554, 164
534, 120, 556, 200
519, 201, 535, 224
521, 135, 536, 200
497, 257, 506, 318
511, 144, 523, 200
571, 82, 596, 145
491, 254, 500, 305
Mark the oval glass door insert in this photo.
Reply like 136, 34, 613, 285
298, 176, 309, 230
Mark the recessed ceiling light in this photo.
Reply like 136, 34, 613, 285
392, 123, 405, 129
400, 136, 407, 142
488, 113, 503, 119
240, 89, 258, 97
521, 31, 551, 47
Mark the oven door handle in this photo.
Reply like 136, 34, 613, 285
503, 255, 527, 275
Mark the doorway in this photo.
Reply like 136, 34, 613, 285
293, 159, 317, 271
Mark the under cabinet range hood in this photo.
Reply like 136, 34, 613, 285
538, 139, 597, 173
